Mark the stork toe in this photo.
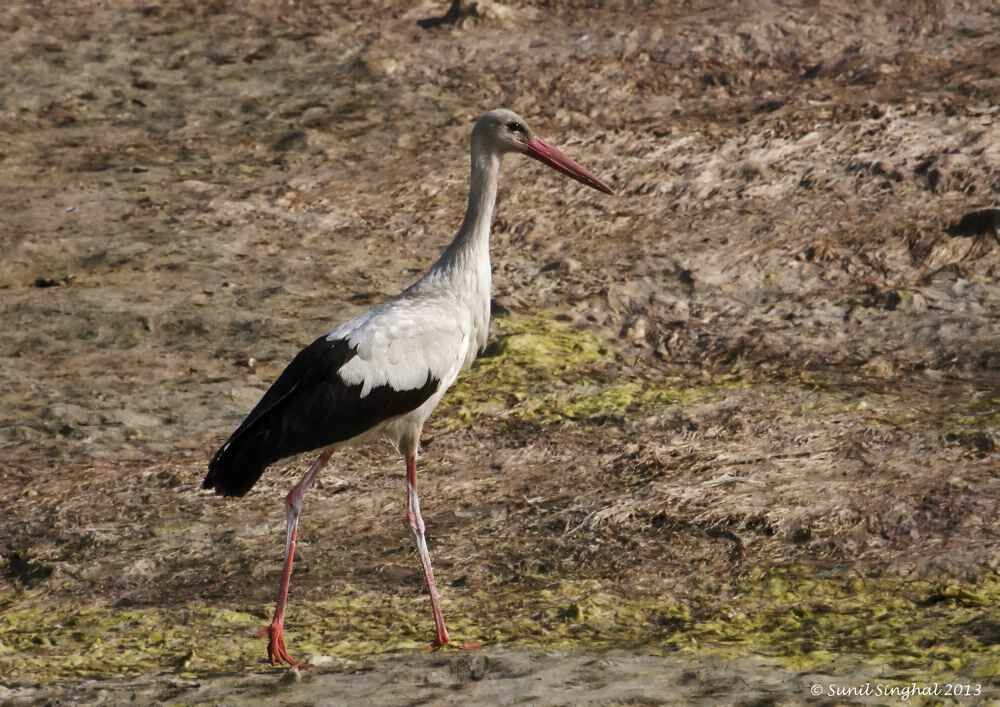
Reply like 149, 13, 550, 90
261, 623, 303, 668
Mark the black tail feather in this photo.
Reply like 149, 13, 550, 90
203, 336, 441, 498
203, 435, 272, 497
203, 379, 332, 497
202, 336, 353, 498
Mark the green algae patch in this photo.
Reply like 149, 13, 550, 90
441, 314, 608, 425
671, 569, 1000, 679
950, 395, 1000, 450
520, 381, 723, 424
3, 569, 998, 683
0, 593, 266, 680
441, 315, 740, 426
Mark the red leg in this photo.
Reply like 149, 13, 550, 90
262, 448, 333, 667
405, 453, 450, 647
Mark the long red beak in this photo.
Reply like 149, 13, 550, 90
524, 137, 613, 195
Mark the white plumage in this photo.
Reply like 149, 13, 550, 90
331, 301, 468, 400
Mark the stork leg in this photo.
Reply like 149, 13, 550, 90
262, 448, 333, 667
405, 452, 450, 647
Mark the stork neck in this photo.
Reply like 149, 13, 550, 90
454, 148, 500, 258
424, 143, 500, 290
411, 139, 500, 359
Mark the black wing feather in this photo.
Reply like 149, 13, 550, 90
203, 336, 439, 497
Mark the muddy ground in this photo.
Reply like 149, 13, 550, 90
1, 0, 999, 704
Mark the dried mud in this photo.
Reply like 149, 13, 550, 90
1, 0, 999, 705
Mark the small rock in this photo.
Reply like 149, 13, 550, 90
540, 257, 581, 274
234, 355, 257, 372
908, 292, 928, 314
179, 180, 217, 193
561, 257, 582, 273
307, 654, 338, 668
622, 316, 647, 344
125, 557, 157, 578
273, 130, 307, 152
861, 356, 895, 379
34, 276, 64, 288
301, 106, 330, 128
754, 98, 785, 113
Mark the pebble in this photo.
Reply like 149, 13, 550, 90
623, 316, 648, 343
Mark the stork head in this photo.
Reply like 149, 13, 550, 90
473, 108, 613, 195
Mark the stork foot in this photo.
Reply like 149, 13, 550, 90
426, 624, 479, 651
423, 626, 450, 651
259, 622, 304, 668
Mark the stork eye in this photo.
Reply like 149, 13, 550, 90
506, 120, 524, 134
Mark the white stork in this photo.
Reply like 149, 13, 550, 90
203, 108, 612, 667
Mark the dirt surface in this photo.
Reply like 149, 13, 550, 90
2, 0, 1000, 704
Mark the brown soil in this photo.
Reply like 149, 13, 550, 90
1, 1, 999, 704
